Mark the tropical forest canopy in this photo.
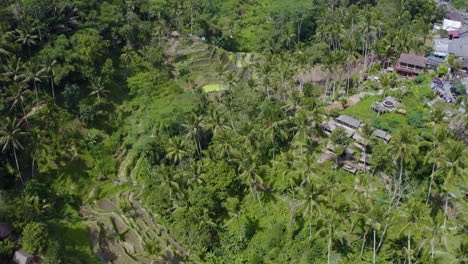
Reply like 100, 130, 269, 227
0, 0, 466, 263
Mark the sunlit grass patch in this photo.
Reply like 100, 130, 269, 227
202, 84, 227, 93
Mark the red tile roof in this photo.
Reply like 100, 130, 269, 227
449, 30, 460, 38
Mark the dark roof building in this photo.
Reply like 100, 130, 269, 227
373, 129, 391, 143
449, 38, 468, 59
448, 30, 460, 39
0, 223, 12, 240
335, 115, 363, 129
462, 59, 468, 70
427, 56, 445, 67
395, 53, 427, 75
447, 11, 465, 24
460, 25, 468, 39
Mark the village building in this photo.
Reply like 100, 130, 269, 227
449, 38, 468, 59
394, 53, 427, 76
321, 120, 337, 135
358, 153, 372, 172
13, 250, 33, 264
426, 55, 445, 69
447, 11, 465, 24
433, 37, 450, 57
335, 115, 363, 130
463, 59, 468, 71
442, 19, 462, 31
343, 161, 357, 174
352, 133, 366, 151
373, 129, 392, 143
448, 30, 460, 39
459, 25, 468, 39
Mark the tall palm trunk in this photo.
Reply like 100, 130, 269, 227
327, 223, 332, 264
407, 229, 411, 264
360, 229, 368, 257
426, 129, 437, 204
443, 193, 448, 229
13, 147, 23, 184
426, 162, 435, 204
396, 157, 404, 206
34, 80, 39, 104
373, 229, 376, 264
50, 76, 55, 101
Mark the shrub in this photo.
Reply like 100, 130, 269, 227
0, 239, 15, 260
22, 222, 48, 254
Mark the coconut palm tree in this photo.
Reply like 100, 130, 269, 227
152, 165, 181, 200
166, 136, 188, 164
236, 146, 263, 204
390, 126, 419, 204
2, 55, 24, 82
211, 129, 234, 160
0, 117, 28, 184
22, 61, 46, 105
14, 28, 38, 57
182, 112, 204, 158
89, 77, 110, 104
203, 106, 229, 135
6, 82, 31, 117
42, 58, 57, 101
420, 120, 448, 204
120, 45, 134, 76
435, 140, 466, 187
297, 180, 326, 239
289, 110, 311, 158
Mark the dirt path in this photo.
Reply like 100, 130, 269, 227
165, 39, 179, 56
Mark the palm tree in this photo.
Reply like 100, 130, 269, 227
296, 155, 318, 185
211, 129, 234, 160
120, 45, 134, 76
359, 4, 377, 68
89, 77, 110, 104
42, 58, 57, 101
182, 112, 203, 158
435, 140, 466, 187
151, 165, 181, 199
420, 108, 447, 204
165, 136, 188, 164
289, 110, 311, 158
297, 181, 326, 239
434, 140, 467, 231
204, 106, 229, 135
396, 198, 431, 264
236, 146, 263, 204
390, 126, 419, 204
22, 61, 46, 105
14, 28, 38, 57
0, 117, 28, 184
6, 82, 31, 117
2, 55, 23, 82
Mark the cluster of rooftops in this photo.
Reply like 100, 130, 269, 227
321, 115, 391, 174
394, 12, 468, 77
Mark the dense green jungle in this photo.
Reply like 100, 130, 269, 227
0, 0, 467, 263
